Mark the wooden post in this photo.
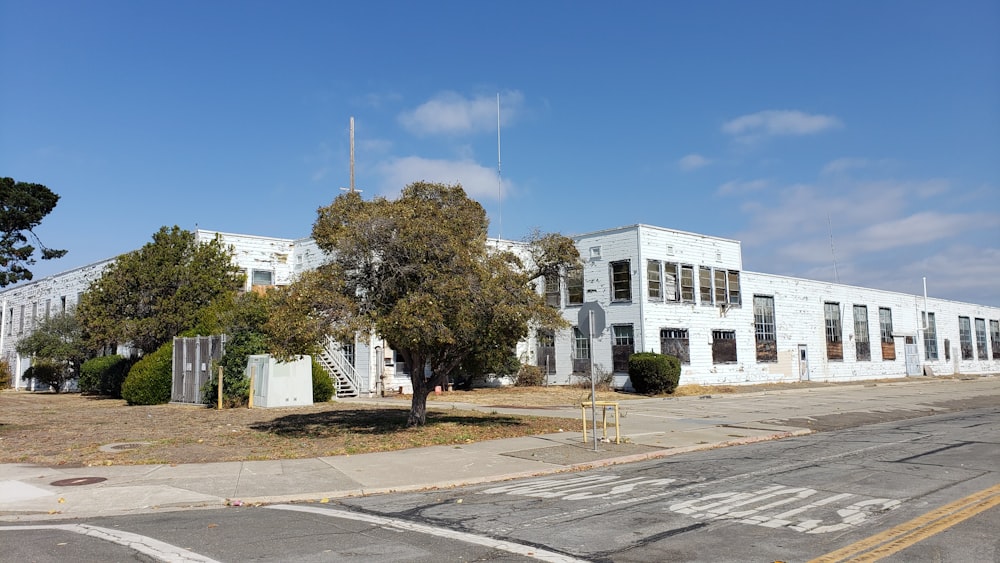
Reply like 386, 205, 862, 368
248, 365, 255, 409
217, 366, 223, 410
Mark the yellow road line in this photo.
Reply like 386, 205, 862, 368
809, 482, 1000, 563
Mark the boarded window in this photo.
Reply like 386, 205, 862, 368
712, 330, 737, 364
610, 260, 631, 302
727, 271, 741, 305
566, 267, 584, 306
990, 320, 1000, 360
699, 266, 713, 305
680, 265, 695, 303
647, 260, 662, 300
753, 295, 777, 362
825, 302, 843, 361
663, 262, 679, 301
572, 327, 590, 374
853, 305, 870, 361
975, 318, 988, 360
879, 307, 895, 360
544, 273, 560, 308
537, 329, 556, 374
612, 325, 635, 372
958, 316, 973, 360
923, 312, 938, 360
660, 328, 690, 364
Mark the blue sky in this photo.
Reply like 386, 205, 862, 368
2, 1, 998, 306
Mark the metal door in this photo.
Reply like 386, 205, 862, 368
904, 341, 920, 375
798, 344, 809, 381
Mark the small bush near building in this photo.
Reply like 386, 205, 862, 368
79, 355, 132, 397
312, 358, 335, 402
513, 364, 545, 387
121, 343, 173, 405
0, 361, 11, 389
628, 352, 681, 395
23, 359, 72, 392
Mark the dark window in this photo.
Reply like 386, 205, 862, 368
663, 262, 679, 301
712, 330, 737, 364
754, 295, 777, 362
660, 328, 690, 364
647, 260, 662, 300
923, 312, 938, 360
991, 320, 1000, 360
944, 338, 951, 361
544, 273, 560, 308
680, 265, 695, 303
974, 318, 988, 360
825, 302, 843, 360
341, 341, 355, 366
612, 325, 635, 372
566, 267, 584, 306
572, 327, 590, 374
879, 308, 896, 361
610, 261, 631, 302
959, 316, 973, 360
699, 266, 713, 305
853, 305, 870, 361
537, 329, 556, 374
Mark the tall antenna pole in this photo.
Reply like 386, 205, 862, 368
349, 116, 356, 193
497, 92, 502, 241
828, 212, 840, 283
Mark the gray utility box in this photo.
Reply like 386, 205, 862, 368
246, 354, 313, 408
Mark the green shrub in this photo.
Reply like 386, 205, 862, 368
121, 342, 173, 405
628, 352, 681, 395
312, 358, 335, 402
23, 359, 71, 392
201, 331, 264, 407
79, 355, 132, 397
513, 364, 544, 387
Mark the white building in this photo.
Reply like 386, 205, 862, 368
2, 224, 998, 394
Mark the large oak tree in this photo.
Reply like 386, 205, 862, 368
271, 182, 579, 426
78, 226, 243, 354
0, 177, 68, 286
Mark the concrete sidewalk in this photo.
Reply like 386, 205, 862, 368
1, 376, 996, 521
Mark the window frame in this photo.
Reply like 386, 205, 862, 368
679, 265, 695, 303
974, 318, 988, 360
923, 312, 938, 360
753, 295, 777, 363
611, 324, 635, 372
544, 272, 561, 308
659, 328, 690, 364
699, 266, 713, 305
647, 260, 662, 300
711, 329, 738, 364
825, 302, 843, 361
566, 266, 584, 306
609, 260, 632, 302
853, 304, 870, 361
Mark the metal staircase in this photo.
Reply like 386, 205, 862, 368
318, 338, 361, 398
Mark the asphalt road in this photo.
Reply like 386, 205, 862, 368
2, 401, 997, 562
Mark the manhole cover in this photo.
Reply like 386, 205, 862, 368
98, 442, 150, 453
51, 477, 107, 487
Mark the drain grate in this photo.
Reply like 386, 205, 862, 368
51, 477, 107, 487
98, 442, 150, 453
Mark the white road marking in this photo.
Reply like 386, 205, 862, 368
267, 504, 589, 563
0, 524, 219, 562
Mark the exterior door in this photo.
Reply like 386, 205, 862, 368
797, 344, 809, 381
904, 337, 920, 375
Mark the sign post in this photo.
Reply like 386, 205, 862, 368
578, 302, 606, 452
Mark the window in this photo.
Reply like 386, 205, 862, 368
647, 260, 662, 300
712, 330, 737, 364
612, 325, 635, 372
660, 328, 690, 364
923, 312, 938, 360
753, 295, 777, 362
699, 266, 713, 305
252, 269, 274, 286
18, 304, 24, 334
958, 316, 973, 360
853, 305, 870, 361
991, 320, 1000, 360
45, 299, 51, 319
572, 327, 591, 374
727, 271, 741, 305
589, 246, 602, 260
544, 273, 560, 308
879, 308, 895, 361
341, 341, 355, 366
680, 265, 695, 303
663, 262, 679, 302
566, 267, 584, 306
825, 302, 843, 360
975, 318, 988, 360
537, 329, 556, 374
944, 338, 951, 361
610, 260, 631, 302
60, 296, 67, 314
714, 269, 727, 305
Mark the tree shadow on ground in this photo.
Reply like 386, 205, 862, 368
249, 408, 529, 438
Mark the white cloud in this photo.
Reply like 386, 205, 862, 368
399, 90, 525, 136
376, 156, 507, 200
722, 110, 843, 140
717, 178, 769, 197
821, 157, 871, 175
678, 153, 711, 171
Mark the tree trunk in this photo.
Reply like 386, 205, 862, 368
407, 371, 431, 426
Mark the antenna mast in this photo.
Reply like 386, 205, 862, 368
349, 116, 356, 193
497, 92, 502, 241
828, 212, 840, 283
